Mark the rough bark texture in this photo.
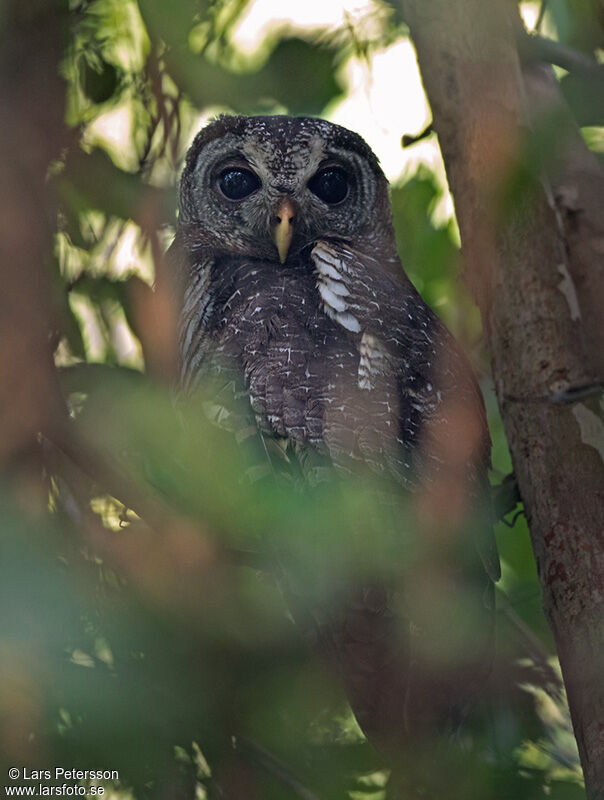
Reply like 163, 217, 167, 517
403, 1, 604, 797
520, 60, 604, 379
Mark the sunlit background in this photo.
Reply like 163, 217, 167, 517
63, 0, 550, 369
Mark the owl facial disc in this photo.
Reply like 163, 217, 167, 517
273, 196, 295, 263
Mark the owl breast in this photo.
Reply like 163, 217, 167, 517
201, 255, 416, 477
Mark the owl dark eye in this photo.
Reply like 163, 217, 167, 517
217, 168, 260, 200
308, 167, 350, 205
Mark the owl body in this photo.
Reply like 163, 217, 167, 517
173, 115, 499, 756
182, 248, 441, 483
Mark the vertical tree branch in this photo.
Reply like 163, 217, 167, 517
0, 1, 73, 477
402, 1, 604, 796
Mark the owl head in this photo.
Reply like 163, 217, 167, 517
177, 115, 395, 265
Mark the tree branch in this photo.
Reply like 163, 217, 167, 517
402, 1, 604, 796
519, 32, 604, 76
235, 737, 323, 800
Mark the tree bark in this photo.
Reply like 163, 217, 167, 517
402, 1, 604, 797
0, 0, 72, 475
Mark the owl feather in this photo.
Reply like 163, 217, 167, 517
171, 114, 500, 765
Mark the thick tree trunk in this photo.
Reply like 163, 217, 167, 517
403, 1, 604, 797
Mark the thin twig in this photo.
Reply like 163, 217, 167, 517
402, 122, 434, 148
534, 0, 547, 32
235, 737, 323, 800
519, 31, 604, 77
500, 508, 525, 529
503, 381, 604, 406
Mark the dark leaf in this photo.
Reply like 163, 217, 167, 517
79, 56, 120, 105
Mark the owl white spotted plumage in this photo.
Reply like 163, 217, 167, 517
171, 114, 500, 758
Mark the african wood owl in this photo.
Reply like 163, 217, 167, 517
172, 114, 499, 761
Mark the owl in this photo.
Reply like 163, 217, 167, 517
171, 115, 499, 763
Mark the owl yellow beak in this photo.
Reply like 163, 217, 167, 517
272, 197, 295, 264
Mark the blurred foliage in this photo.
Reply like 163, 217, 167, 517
3, 0, 603, 796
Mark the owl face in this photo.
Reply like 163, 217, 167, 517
178, 115, 392, 264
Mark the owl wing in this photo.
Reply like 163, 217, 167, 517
308, 240, 502, 750
311, 239, 500, 583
